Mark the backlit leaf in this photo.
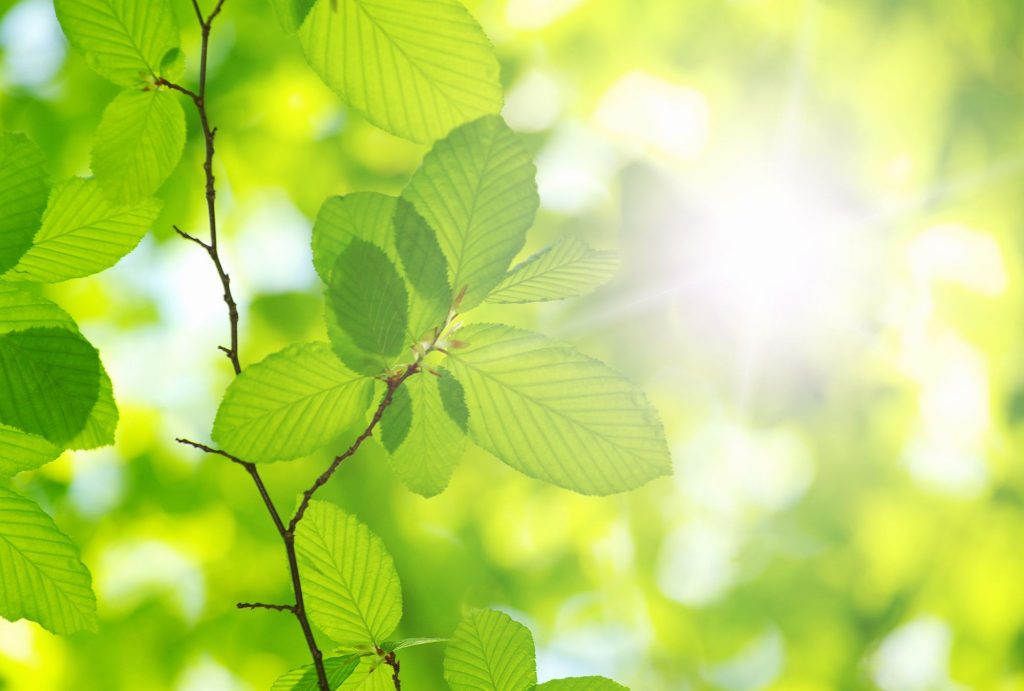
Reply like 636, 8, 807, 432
0, 134, 48, 275
487, 238, 619, 304
299, 0, 502, 143
443, 608, 536, 691
444, 324, 672, 495
212, 342, 375, 463
296, 501, 402, 646
7, 178, 160, 283
271, 653, 361, 691
54, 0, 181, 86
403, 117, 538, 309
311, 192, 397, 283
0, 486, 97, 634
92, 88, 186, 203
393, 199, 452, 342
535, 677, 630, 691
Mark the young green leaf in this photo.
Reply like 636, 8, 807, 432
312, 193, 397, 283
92, 88, 186, 203
212, 342, 374, 463
0, 486, 98, 634
0, 282, 77, 333
326, 239, 409, 375
535, 677, 629, 691
403, 116, 539, 310
393, 199, 452, 342
53, 0, 181, 86
379, 372, 466, 497
487, 238, 619, 304
0, 134, 49, 276
443, 608, 536, 691
7, 178, 160, 283
269, 0, 317, 33
296, 501, 402, 646
271, 653, 361, 691
379, 637, 446, 652
0, 327, 101, 446
443, 324, 672, 495
0, 425, 62, 478
335, 656, 394, 690
299, 0, 502, 143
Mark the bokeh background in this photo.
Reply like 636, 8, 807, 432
3, 0, 1024, 688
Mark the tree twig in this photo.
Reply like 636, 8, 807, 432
237, 602, 295, 613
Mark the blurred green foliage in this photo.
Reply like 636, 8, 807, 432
2, 0, 1024, 689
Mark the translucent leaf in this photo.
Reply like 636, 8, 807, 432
0, 327, 101, 446
0, 486, 97, 634
535, 677, 630, 691
0, 134, 49, 275
0, 283, 118, 450
487, 238, 619, 304
212, 342, 374, 463
271, 653, 361, 691
380, 637, 446, 652
0, 425, 62, 478
394, 199, 451, 342
443, 608, 536, 691
403, 117, 538, 309
296, 501, 402, 646
92, 88, 186, 203
53, 0, 181, 86
299, 0, 502, 143
7, 178, 160, 283
379, 372, 466, 497
311, 192, 397, 283
326, 239, 409, 375
336, 656, 393, 691
269, 0, 317, 33
66, 367, 118, 451
444, 324, 672, 495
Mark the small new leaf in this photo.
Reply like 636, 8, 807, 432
296, 502, 403, 646
0, 486, 98, 634
444, 608, 536, 691
212, 342, 374, 463
487, 237, 619, 304
403, 116, 539, 310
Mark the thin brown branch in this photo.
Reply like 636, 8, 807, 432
288, 366, 420, 532
237, 602, 295, 613
383, 651, 401, 690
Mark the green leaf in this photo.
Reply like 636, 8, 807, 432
66, 366, 118, 451
487, 238, 619, 304
380, 637, 446, 652
0, 327, 101, 446
299, 0, 502, 143
444, 608, 536, 691
336, 656, 394, 691
269, 0, 317, 33
379, 372, 466, 497
0, 425, 62, 478
54, 0, 181, 86
296, 501, 403, 646
394, 199, 452, 342
403, 116, 538, 310
92, 88, 186, 203
312, 192, 397, 283
535, 677, 629, 691
443, 324, 672, 495
0, 486, 98, 634
212, 342, 374, 463
271, 653, 361, 691
0, 134, 49, 276
326, 239, 409, 375
7, 178, 161, 283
